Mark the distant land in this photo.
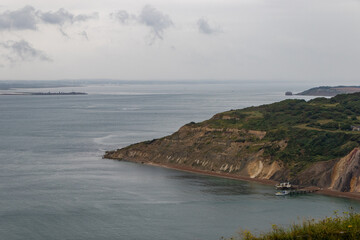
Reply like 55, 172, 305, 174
105, 92, 360, 199
295, 86, 360, 96
1, 92, 87, 96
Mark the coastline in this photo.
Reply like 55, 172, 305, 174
110, 158, 360, 201
146, 161, 278, 186
316, 189, 360, 201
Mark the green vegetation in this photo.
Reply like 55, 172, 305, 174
226, 211, 360, 240
196, 93, 360, 172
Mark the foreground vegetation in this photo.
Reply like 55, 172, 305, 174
226, 211, 360, 240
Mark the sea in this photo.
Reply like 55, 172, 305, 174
1, 81, 359, 240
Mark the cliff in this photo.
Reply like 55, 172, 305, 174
330, 148, 360, 192
294, 148, 360, 192
105, 93, 360, 193
105, 125, 288, 181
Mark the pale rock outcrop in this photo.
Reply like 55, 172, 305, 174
330, 148, 360, 192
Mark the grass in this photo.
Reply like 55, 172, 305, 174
295, 124, 360, 134
315, 103, 340, 108
309, 103, 339, 108
316, 119, 333, 124
226, 211, 360, 240
242, 111, 264, 119
322, 103, 340, 108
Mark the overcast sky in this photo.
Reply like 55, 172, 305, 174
0, 0, 359, 83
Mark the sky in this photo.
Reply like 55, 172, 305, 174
0, 0, 359, 83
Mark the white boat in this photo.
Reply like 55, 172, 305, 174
275, 190, 290, 196
275, 182, 293, 190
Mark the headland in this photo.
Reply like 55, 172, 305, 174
105, 92, 360, 200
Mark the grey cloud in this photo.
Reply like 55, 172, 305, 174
79, 31, 89, 40
0, 6, 98, 31
0, 40, 52, 62
38, 8, 73, 25
59, 28, 70, 38
0, 6, 38, 31
139, 5, 173, 41
110, 10, 134, 24
74, 13, 98, 22
38, 8, 98, 26
197, 18, 221, 35
111, 5, 173, 43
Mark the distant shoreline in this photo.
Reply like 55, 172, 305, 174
0, 92, 87, 96
109, 159, 360, 202
296, 86, 360, 96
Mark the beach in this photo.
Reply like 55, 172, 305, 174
134, 160, 360, 201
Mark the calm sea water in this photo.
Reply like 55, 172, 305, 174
1, 81, 359, 240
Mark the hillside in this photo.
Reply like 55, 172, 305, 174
104, 93, 360, 193
297, 86, 360, 96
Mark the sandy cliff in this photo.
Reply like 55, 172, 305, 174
330, 148, 360, 192
294, 148, 360, 192
105, 125, 287, 180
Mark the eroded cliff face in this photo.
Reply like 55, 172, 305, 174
275, 148, 360, 192
330, 148, 360, 192
104, 124, 288, 181
294, 159, 337, 189
104, 124, 360, 193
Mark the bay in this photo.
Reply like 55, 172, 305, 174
1, 81, 359, 240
